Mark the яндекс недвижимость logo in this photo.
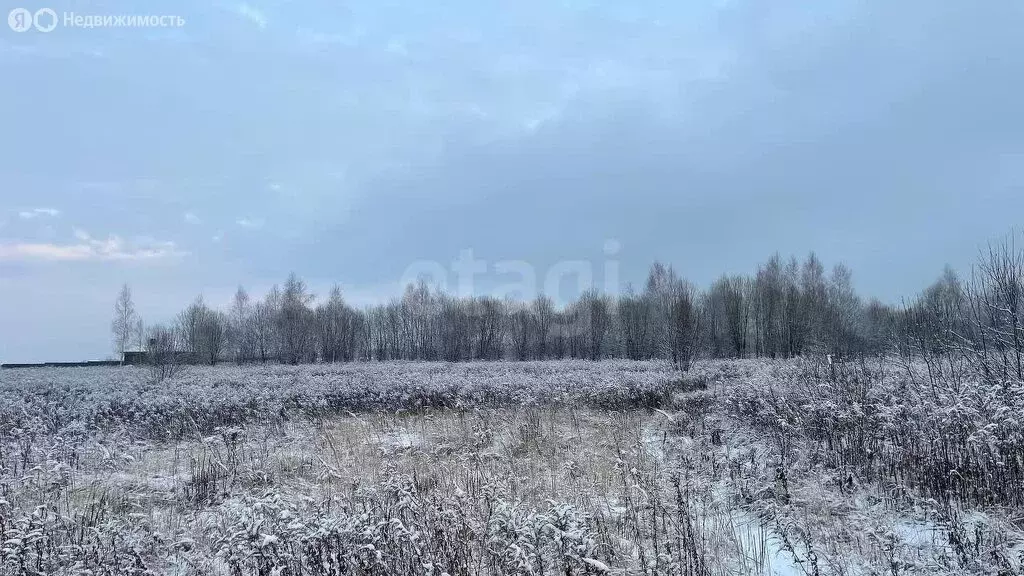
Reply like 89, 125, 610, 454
8, 7, 184, 32
8, 8, 57, 32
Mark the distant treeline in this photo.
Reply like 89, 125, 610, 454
1, 360, 122, 370
119, 235, 1024, 376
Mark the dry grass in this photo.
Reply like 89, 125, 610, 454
2, 359, 1022, 575
3, 405, 728, 574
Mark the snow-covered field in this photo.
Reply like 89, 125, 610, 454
0, 359, 1020, 575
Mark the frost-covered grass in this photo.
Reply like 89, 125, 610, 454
698, 358, 1024, 574
0, 360, 677, 440
0, 359, 1021, 575
0, 407, 717, 575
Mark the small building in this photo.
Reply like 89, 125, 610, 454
123, 349, 149, 365
125, 340, 198, 365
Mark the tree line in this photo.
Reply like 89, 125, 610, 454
112, 238, 1024, 374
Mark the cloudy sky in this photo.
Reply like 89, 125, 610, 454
1, 0, 1023, 362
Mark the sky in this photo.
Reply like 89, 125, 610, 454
1, 0, 1023, 362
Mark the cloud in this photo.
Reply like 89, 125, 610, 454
236, 217, 265, 229
295, 28, 360, 49
233, 3, 268, 28
18, 208, 60, 219
0, 230, 186, 262
77, 182, 123, 193
184, 212, 201, 224
0, 243, 94, 261
385, 38, 408, 57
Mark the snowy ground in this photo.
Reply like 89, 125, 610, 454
0, 359, 1021, 574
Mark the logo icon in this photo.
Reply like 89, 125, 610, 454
8, 8, 32, 32
33, 8, 57, 32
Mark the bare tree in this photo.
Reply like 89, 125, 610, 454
961, 238, 1024, 384
531, 295, 554, 359
279, 273, 316, 364
706, 276, 750, 358
473, 296, 506, 360
135, 317, 145, 352
644, 262, 676, 358
177, 296, 207, 363
550, 310, 569, 359
752, 254, 785, 358
175, 296, 226, 364
619, 286, 653, 360
508, 304, 535, 361
198, 311, 227, 365
146, 323, 181, 382
251, 294, 278, 364
668, 278, 700, 371
437, 294, 472, 361
824, 263, 864, 358
316, 286, 343, 363
229, 286, 253, 363
580, 289, 612, 360
111, 283, 138, 364
316, 285, 363, 362
800, 253, 828, 353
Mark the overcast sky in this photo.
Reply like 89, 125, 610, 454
2, 0, 1023, 362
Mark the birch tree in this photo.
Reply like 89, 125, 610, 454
111, 283, 138, 363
